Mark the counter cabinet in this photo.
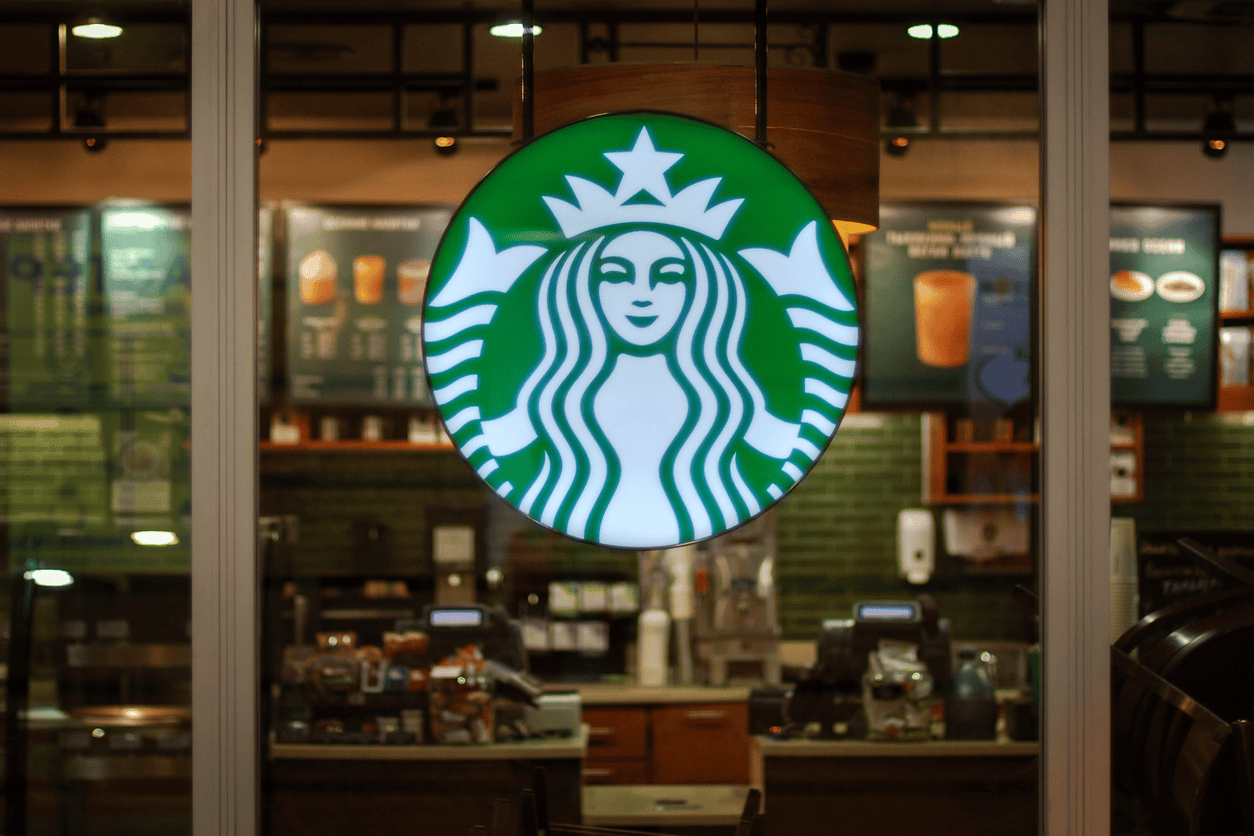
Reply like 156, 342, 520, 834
265, 730, 586, 836
583, 702, 751, 786
752, 736, 1040, 836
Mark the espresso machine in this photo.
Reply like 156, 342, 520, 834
752, 596, 951, 738
694, 514, 782, 685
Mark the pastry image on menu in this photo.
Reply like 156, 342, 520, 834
1109, 269, 1154, 302
300, 250, 338, 305
397, 258, 430, 306
1156, 271, 1205, 303
354, 255, 386, 304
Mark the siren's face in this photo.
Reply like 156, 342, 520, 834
595, 230, 690, 347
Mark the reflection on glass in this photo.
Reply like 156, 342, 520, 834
2, 200, 192, 835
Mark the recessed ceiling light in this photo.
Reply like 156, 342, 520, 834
908, 23, 960, 40
131, 530, 180, 547
72, 19, 123, 39
25, 568, 74, 588
490, 22, 542, 38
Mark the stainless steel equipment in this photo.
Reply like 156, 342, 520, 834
694, 515, 782, 685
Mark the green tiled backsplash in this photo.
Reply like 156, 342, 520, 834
1117, 412, 1254, 533
259, 410, 1254, 645
774, 414, 1029, 643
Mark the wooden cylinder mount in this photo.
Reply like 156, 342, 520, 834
513, 63, 881, 231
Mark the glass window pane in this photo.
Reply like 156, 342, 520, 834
1, 5, 192, 836
255, 5, 1049, 836
1110, 7, 1254, 835
65, 23, 187, 74
267, 25, 394, 75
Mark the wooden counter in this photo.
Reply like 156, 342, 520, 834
270, 726, 587, 761
548, 683, 752, 705
753, 735, 1039, 759
752, 735, 1039, 836
265, 728, 586, 836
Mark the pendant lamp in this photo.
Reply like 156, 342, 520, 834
512, 63, 881, 236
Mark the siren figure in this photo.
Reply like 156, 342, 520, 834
424, 124, 857, 549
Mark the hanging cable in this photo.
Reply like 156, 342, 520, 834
521, 0, 535, 142
754, 0, 768, 146
693, 0, 699, 61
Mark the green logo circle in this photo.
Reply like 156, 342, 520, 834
424, 112, 859, 549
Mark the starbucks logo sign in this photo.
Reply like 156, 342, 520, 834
424, 112, 859, 549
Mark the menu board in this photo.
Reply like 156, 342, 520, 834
1, 208, 100, 409
0, 414, 108, 527
863, 203, 1037, 409
1110, 204, 1219, 408
101, 204, 192, 407
1137, 530, 1254, 616
284, 203, 452, 405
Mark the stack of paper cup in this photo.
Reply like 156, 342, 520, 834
1110, 517, 1140, 643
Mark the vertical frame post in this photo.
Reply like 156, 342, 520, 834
191, 0, 260, 835
1040, 1, 1110, 834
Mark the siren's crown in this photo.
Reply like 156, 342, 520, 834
543, 127, 744, 240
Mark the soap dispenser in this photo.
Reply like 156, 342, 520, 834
897, 509, 935, 584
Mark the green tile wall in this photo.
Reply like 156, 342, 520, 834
775, 414, 1031, 644
260, 449, 485, 577
1119, 412, 1254, 532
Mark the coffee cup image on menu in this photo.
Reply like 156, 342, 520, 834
913, 270, 976, 368
397, 258, 431, 306
299, 250, 338, 305
354, 255, 386, 304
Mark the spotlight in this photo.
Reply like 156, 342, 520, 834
1202, 96, 1235, 159
74, 95, 108, 153
71, 17, 122, 39
429, 105, 460, 156
885, 95, 919, 157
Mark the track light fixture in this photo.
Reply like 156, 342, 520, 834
74, 94, 108, 153
428, 105, 460, 156
1202, 95, 1236, 159
885, 94, 919, 157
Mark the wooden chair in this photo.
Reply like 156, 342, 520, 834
1113, 645, 1250, 835
476, 768, 765, 836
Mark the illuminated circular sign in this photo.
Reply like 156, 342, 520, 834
424, 112, 859, 549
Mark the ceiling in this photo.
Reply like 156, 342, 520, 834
2, 0, 1254, 143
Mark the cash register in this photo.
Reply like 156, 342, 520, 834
752, 595, 951, 738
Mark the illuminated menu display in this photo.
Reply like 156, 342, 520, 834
1, 207, 99, 409
284, 204, 452, 405
863, 203, 1037, 409
1110, 204, 1219, 408
101, 204, 192, 407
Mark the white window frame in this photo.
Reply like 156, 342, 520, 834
188, 0, 1112, 833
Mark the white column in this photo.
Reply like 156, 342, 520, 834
1040, 1, 1111, 835
191, 1, 259, 834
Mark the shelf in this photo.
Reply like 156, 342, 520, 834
943, 442, 1037, 453
1220, 309, 1254, 323
929, 494, 1038, 505
1218, 386, 1254, 412
260, 440, 455, 453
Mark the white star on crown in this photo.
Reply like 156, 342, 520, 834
542, 127, 744, 240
